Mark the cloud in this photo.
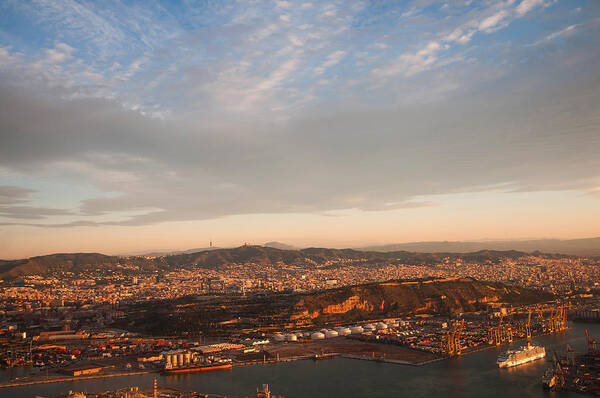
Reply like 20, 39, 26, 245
443, 28, 475, 44
0, 206, 72, 220
479, 10, 509, 32
373, 41, 441, 78
42, 42, 75, 63
0, 185, 72, 219
314, 50, 347, 75
1, 0, 599, 231
0, 185, 36, 205
529, 19, 600, 46
2, 58, 600, 228
516, 0, 545, 17
276, 1, 292, 9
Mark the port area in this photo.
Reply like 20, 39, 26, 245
0, 367, 151, 388
260, 337, 440, 366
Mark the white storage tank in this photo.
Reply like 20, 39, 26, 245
311, 332, 325, 340
350, 326, 364, 334
334, 326, 344, 332
363, 324, 376, 331
376, 322, 388, 330
338, 327, 351, 336
325, 330, 339, 338
303, 332, 311, 338
286, 334, 298, 342
273, 333, 285, 342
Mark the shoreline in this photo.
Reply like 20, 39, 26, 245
0, 330, 568, 389
0, 371, 152, 388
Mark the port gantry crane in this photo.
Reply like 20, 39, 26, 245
536, 304, 568, 335
454, 319, 464, 356
442, 319, 464, 357
442, 321, 455, 356
566, 344, 576, 367
555, 304, 568, 332
487, 314, 514, 346
525, 310, 532, 346
551, 350, 567, 389
586, 329, 597, 354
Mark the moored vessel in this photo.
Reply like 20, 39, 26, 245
162, 362, 232, 374
162, 349, 232, 374
542, 368, 557, 389
497, 344, 546, 368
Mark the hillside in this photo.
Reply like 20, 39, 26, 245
0, 245, 575, 279
0, 253, 162, 279
293, 278, 554, 324
119, 278, 553, 336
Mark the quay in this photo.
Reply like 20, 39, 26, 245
0, 370, 151, 388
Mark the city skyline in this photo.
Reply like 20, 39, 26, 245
1, 0, 600, 258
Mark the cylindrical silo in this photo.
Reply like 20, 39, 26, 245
350, 326, 364, 334
325, 330, 339, 338
364, 324, 376, 331
286, 334, 297, 342
338, 327, 351, 336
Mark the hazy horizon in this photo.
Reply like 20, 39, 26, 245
2, 233, 600, 260
1, 0, 600, 259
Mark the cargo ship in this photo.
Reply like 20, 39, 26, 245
162, 350, 232, 374
497, 344, 546, 368
542, 368, 557, 389
162, 361, 232, 374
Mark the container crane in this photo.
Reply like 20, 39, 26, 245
586, 329, 597, 354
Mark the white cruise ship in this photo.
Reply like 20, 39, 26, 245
497, 344, 546, 368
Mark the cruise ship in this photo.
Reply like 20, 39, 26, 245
497, 344, 546, 368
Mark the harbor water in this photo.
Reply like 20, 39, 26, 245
2, 321, 599, 397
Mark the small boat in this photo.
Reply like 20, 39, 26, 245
312, 353, 336, 360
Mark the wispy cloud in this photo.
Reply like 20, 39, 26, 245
516, 0, 545, 17
0, 0, 599, 232
529, 18, 600, 46
373, 41, 441, 78
314, 50, 347, 75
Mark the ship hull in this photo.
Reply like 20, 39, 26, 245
162, 364, 232, 374
497, 348, 545, 368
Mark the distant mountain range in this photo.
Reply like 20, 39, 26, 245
358, 237, 600, 256
264, 241, 299, 250
0, 245, 576, 280
132, 246, 219, 257
124, 237, 600, 259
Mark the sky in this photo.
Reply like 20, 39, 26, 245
0, 0, 599, 258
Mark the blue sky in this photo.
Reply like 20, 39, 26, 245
0, 0, 599, 257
